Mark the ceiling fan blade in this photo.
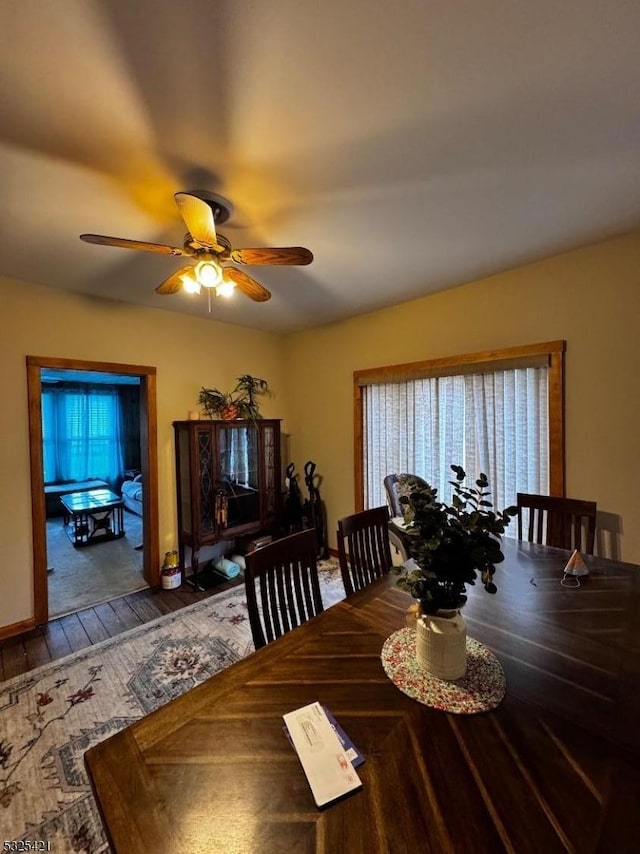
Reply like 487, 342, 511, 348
155, 265, 194, 295
230, 247, 313, 266
224, 268, 271, 302
174, 192, 220, 249
80, 234, 187, 256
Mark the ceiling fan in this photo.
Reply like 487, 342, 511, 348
80, 191, 313, 303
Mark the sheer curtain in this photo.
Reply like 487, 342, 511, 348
363, 367, 549, 521
42, 385, 124, 486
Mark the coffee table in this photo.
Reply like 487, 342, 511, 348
60, 488, 125, 547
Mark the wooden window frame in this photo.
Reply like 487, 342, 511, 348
353, 340, 565, 511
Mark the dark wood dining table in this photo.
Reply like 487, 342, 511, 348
84, 540, 640, 853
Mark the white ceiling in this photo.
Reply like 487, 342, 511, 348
2, 0, 639, 333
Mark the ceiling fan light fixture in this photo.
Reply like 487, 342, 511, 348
195, 259, 222, 288
181, 272, 201, 295
216, 277, 235, 298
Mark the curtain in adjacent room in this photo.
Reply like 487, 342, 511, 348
363, 366, 549, 528
117, 384, 141, 471
42, 384, 125, 486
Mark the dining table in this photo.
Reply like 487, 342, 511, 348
84, 539, 640, 853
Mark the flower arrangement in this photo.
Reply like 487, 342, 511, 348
198, 375, 272, 421
393, 465, 517, 614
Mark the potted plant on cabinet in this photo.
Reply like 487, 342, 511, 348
198, 375, 272, 421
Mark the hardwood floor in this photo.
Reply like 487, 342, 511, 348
0, 578, 243, 682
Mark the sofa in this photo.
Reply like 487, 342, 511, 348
44, 479, 109, 518
121, 474, 143, 515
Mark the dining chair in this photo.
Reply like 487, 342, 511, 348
383, 473, 430, 519
383, 474, 430, 560
244, 528, 324, 650
337, 506, 394, 596
516, 493, 597, 554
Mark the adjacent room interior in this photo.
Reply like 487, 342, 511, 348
41, 368, 147, 617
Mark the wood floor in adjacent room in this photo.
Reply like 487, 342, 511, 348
0, 579, 243, 682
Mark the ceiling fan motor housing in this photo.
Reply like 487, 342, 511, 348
186, 190, 234, 225
184, 233, 231, 254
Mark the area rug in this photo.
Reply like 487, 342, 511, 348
47, 511, 146, 618
1, 560, 346, 851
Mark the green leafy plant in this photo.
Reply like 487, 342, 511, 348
198, 375, 272, 421
393, 465, 517, 614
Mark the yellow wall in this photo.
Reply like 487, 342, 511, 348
284, 231, 640, 564
3, 230, 640, 634
0, 278, 287, 631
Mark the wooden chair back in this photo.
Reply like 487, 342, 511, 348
383, 473, 430, 518
517, 493, 597, 554
337, 506, 393, 597
244, 529, 324, 650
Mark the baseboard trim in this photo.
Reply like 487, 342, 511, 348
328, 547, 339, 559
0, 616, 37, 642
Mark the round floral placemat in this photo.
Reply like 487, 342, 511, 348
381, 627, 505, 714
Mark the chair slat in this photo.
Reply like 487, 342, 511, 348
276, 563, 291, 635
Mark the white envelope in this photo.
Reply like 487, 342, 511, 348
283, 701, 363, 807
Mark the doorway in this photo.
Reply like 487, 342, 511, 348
27, 356, 160, 625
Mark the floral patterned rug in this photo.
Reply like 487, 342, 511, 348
1, 561, 345, 852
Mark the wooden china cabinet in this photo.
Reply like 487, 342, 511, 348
173, 419, 282, 588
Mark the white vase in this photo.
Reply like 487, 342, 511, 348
416, 610, 467, 680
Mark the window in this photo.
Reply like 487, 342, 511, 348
354, 341, 565, 519
42, 384, 124, 485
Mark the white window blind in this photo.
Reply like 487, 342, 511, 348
363, 366, 549, 519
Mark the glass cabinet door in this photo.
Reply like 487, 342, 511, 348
217, 423, 261, 528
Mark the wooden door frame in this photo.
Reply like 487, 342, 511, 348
27, 356, 160, 625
